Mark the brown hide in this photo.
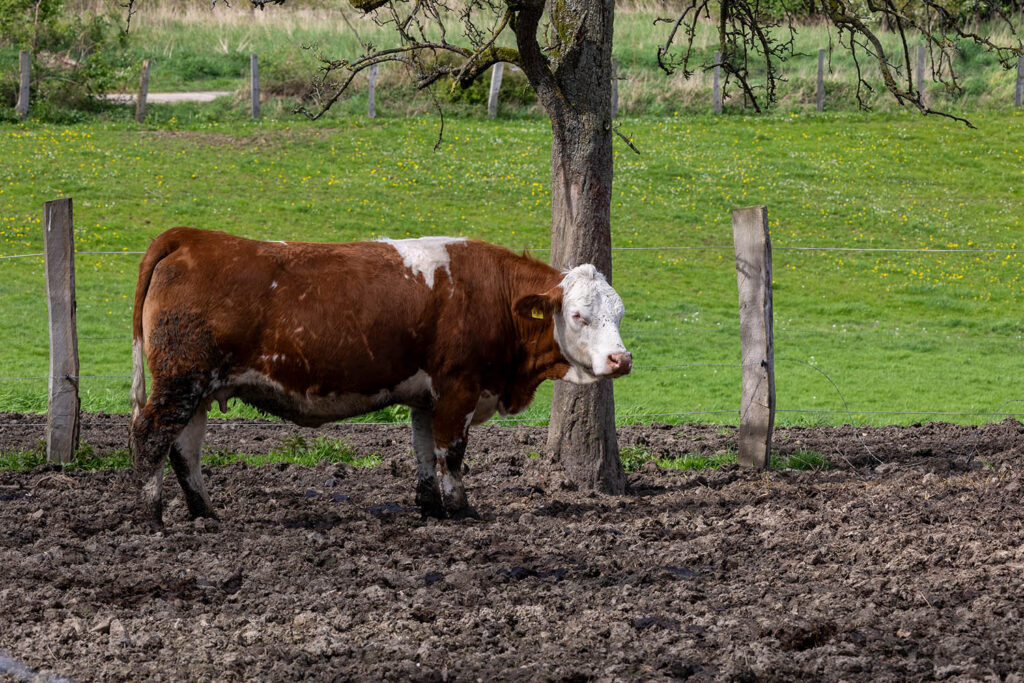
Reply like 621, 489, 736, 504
133, 228, 569, 444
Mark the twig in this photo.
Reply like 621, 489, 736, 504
612, 125, 640, 155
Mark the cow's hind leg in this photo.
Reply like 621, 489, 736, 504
130, 381, 206, 529
168, 411, 217, 520
411, 407, 444, 517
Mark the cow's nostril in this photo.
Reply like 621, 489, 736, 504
608, 352, 632, 375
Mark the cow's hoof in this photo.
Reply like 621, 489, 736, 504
440, 477, 467, 512
418, 503, 446, 520
137, 501, 164, 532
187, 507, 219, 522
136, 514, 165, 533
415, 478, 445, 519
446, 504, 481, 521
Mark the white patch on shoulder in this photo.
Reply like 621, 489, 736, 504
378, 236, 466, 289
270, 281, 278, 290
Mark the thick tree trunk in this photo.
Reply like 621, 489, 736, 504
546, 100, 624, 494
514, 0, 625, 493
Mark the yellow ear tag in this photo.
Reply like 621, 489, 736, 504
531, 307, 544, 320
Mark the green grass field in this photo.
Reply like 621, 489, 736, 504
6, 107, 1024, 428
2, 106, 1022, 427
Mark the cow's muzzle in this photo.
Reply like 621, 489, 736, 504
607, 352, 633, 378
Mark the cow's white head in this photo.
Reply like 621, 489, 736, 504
515, 264, 632, 384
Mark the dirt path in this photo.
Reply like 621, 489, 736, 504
1, 415, 1022, 680
104, 91, 234, 104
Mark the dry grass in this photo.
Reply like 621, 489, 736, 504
66, 0, 1023, 115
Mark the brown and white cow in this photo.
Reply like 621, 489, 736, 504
129, 227, 631, 526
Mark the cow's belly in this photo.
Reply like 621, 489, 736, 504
224, 369, 434, 427
469, 390, 510, 426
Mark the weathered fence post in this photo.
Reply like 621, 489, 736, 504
488, 62, 504, 118
16, 50, 30, 120
916, 45, 926, 103
136, 59, 151, 123
1016, 53, 1023, 109
610, 57, 618, 118
713, 51, 722, 115
250, 53, 260, 120
732, 205, 775, 470
368, 63, 378, 119
816, 49, 825, 112
44, 198, 80, 464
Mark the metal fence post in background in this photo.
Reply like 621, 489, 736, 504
250, 53, 260, 120
368, 63, 378, 119
1016, 53, 1023, 108
610, 57, 619, 119
16, 51, 30, 120
713, 51, 722, 115
136, 59, 151, 123
732, 205, 775, 470
488, 62, 504, 119
44, 198, 80, 464
816, 49, 825, 112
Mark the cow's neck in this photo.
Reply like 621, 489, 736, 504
501, 318, 569, 415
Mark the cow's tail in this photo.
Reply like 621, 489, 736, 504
131, 338, 146, 423
130, 232, 180, 423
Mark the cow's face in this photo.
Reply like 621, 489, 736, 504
515, 265, 632, 384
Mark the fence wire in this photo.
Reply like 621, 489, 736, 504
2, 240, 1022, 434
3, 245, 1023, 260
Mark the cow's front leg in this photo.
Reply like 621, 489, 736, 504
439, 440, 469, 513
411, 407, 444, 518
431, 399, 475, 515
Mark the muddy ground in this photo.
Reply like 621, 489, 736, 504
1, 412, 1023, 682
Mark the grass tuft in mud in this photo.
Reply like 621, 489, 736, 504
204, 435, 382, 468
620, 444, 830, 472
0, 435, 381, 471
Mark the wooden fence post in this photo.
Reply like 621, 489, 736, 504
368, 63, 378, 119
250, 53, 260, 119
713, 51, 722, 115
1016, 53, 1023, 109
16, 51, 30, 120
136, 59, 151, 123
916, 45, 926, 103
610, 57, 618, 118
44, 198, 80, 465
488, 62, 504, 118
816, 49, 825, 112
732, 205, 775, 470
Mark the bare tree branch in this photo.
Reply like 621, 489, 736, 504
612, 125, 640, 155
451, 9, 512, 90
120, 0, 139, 34
656, 0, 1019, 126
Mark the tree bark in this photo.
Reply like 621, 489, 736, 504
514, 0, 625, 494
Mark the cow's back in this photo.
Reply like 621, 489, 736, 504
138, 228, 441, 401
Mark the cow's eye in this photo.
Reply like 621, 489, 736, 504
571, 312, 589, 326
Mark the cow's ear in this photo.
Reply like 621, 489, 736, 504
513, 289, 562, 322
